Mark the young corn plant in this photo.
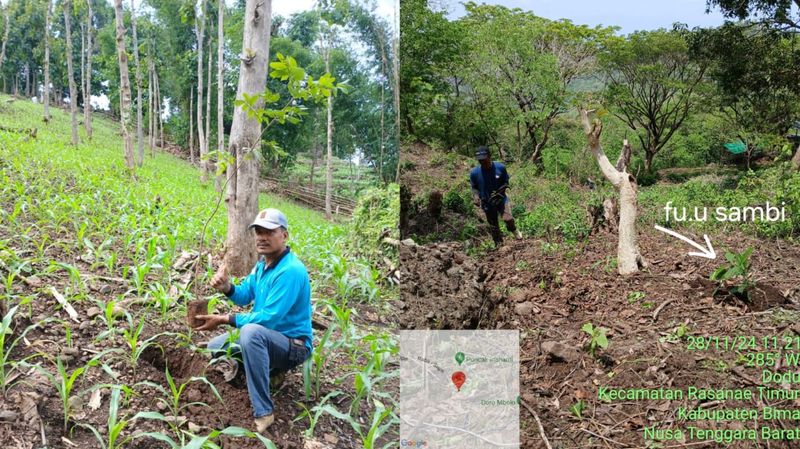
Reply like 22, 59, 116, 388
0, 302, 43, 394
28, 356, 100, 433
301, 397, 396, 449
122, 318, 171, 372
78, 385, 135, 449
304, 324, 339, 400
135, 367, 223, 444
134, 425, 278, 449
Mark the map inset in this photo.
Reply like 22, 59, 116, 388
400, 330, 520, 448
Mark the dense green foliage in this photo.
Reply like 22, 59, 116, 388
348, 183, 400, 266
0, 0, 397, 181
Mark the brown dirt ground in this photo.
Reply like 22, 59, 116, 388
398, 227, 800, 448
0, 257, 394, 449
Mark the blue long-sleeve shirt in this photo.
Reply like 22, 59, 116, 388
470, 162, 510, 206
225, 248, 313, 351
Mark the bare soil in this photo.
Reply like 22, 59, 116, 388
398, 227, 800, 448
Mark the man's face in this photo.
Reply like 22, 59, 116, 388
254, 226, 288, 256
479, 157, 492, 169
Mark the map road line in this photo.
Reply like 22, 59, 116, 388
400, 416, 519, 447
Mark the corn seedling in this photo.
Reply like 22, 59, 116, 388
122, 317, 170, 371
134, 424, 278, 449
581, 322, 609, 357
295, 391, 343, 437
78, 385, 135, 449
27, 356, 100, 433
305, 324, 338, 400
135, 367, 223, 443
0, 302, 43, 394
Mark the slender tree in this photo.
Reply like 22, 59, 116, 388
195, 0, 207, 180
84, 0, 93, 139
392, 4, 400, 182
189, 88, 195, 162
205, 35, 212, 177
64, 0, 79, 145
80, 23, 85, 122
216, 0, 224, 189
131, 0, 144, 166
0, 5, 8, 73
43, 0, 51, 122
114, 0, 135, 170
148, 58, 154, 154
321, 26, 334, 219
224, 0, 272, 276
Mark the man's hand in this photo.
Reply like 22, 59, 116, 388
210, 265, 231, 294
193, 314, 230, 331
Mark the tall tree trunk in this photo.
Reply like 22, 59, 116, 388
216, 0, 224, 191
84, 0, 93, 139
324, 45, 333, 220
156, 69, 163, 147
43, 0, 51, 122
131, 0, 143, 166
205, 36, 212, 179
0, 6, 8, 73
309, 110, 320, 187
148, 59, 153, 154
224, 0, 271, 276
189, 88, 195, 162
64, 0, 79, 145
195, 0, 207, 181
377, 25, 387, 183
113, 0, 135, 170
580, 110, 645, 275
392, 7, 400, 183
80, 23, 85, 118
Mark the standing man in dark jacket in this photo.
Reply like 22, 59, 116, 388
470, 146, 522, 245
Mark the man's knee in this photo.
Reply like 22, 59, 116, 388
239, 323, 264, 349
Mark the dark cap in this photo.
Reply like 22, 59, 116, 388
475, 146, 490, 161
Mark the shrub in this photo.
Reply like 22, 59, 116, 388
349, 184, 400, 265
443, 189, 471, 214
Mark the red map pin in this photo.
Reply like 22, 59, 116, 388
452, 371, 466, 391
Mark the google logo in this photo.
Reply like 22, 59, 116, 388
400, 439, 429, 447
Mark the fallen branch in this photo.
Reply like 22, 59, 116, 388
520, 399, 553, 449
652, 297, 678, 321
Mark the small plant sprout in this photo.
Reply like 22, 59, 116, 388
710, 247, 755, 299
581, 322, 609, 357
0, 301, 44, 394
570, 399, 587, 419
78, 385, 135, 449
134, 367, 224, 444
28, 355, 101, 433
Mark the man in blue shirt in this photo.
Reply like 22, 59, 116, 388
470, 146, 522, 245
194, 208, 312, 434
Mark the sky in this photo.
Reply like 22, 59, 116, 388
439, 0, 730, 34
274, 0, 398, 28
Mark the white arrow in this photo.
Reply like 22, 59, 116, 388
654, 225, 717, 259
